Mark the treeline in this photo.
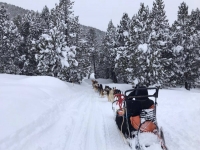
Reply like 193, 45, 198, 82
1, 0, 200, 87
0, 0, 100, 83
96, 0, 200, 87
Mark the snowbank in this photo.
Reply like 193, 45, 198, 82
19, 76, 68, 88
0, 74, 68, 141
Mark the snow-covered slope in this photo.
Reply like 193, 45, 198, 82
0, 74, 200, 150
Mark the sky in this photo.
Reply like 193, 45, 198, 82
0, 74, 200, 150
1, 0, 200, 31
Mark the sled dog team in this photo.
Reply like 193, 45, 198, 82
91, 80, 168, 150
91, 79, 121, 102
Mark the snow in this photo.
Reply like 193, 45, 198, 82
174, 45, 184, 53
0, 74, 200, 150
41, 34, 52, 41
80, 39, 87, 43
123, 31, 129, 37
158, 41, 167, 46
90, 73, 96, 79
138, 43, 148, 53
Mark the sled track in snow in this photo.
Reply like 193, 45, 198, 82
0, 98, 66, 150
65, 87, 111, 150
3, 83, 198, 150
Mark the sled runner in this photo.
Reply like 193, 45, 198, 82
113, 86, 168, 150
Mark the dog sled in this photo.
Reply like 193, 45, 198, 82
113, 86, 168, 150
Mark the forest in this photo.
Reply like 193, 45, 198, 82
0, 0, 200, 87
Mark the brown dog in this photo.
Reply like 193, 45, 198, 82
108, 88, 114, 102
91, 80, 98, 89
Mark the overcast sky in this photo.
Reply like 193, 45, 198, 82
1, 0, 200, 31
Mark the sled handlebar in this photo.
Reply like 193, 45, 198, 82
124, 87, 159, 98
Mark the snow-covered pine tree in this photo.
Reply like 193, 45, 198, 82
35, 4, 77, 81
100, 20, 118, 82
59, 0, 75, 46
36, 28, 77, 80
171, 2, 198, 85
95, 48, 106, 78
0, 5, 21, 74
16, 11, 38, 75
66, 16, 88, 82
191, 8, 200, 82
125, 15, 141, 84
58, 0, 85, 82
68, 15, 80, 46
0, 5, 10, 73
184, 8, 200, 84
128, 4, 151, 84
116, 13, 130, 47
100, 36, 111, 79
114, 13, 131, 83
85, 28, 98, 78
115, 45, 131, 83
135, 3, 150, 44
143, 0, 172, 86
41, 5, 50, 30
74, 40, 91, 82
5, 21, 21, 74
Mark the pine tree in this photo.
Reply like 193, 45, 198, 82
59, 0, 74, 46
18, 11, 42, 75
184, 8, 200, 84
5, 21, 21, 74
35, 4, 78, 80
113, 16, 129, 83
41, 5, 50, 30
0, 5, 10, 73
116, 13, 130, 47
171, 2, 198, 84
74, 41, 91, 82
143, 0, 172, 86
36, 27, 77, 79
100, 20, 118, 82
135, 3, 150, 44
0, 5, 21, 74
128, 4, 151, 84
85, 28, 98, 78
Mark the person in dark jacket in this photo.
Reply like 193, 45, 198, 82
128, 86, 156, 132
135, 86, 154, 109
126, 86, 154, 116
115, 85, 155, 138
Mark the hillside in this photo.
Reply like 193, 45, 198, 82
0, 2, 105, 45
80, 24, 106, 45
0, 2, 30, 19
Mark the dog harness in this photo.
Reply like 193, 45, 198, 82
114, 94, 125, 109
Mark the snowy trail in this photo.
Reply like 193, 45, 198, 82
1, 75, 200, 150
0, 81, 129, 150
63, 83, 130, 150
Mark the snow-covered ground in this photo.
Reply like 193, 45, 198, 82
0, 74, 200, 150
